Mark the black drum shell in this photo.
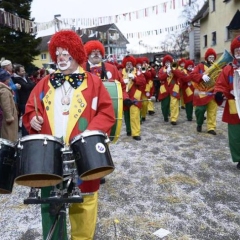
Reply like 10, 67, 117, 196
70, 131, 114, 181
0, 139, 16, 194
15, 135, 64, 187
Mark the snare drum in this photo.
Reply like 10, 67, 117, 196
103, 81, 123, 143
70, 130, 115, 181
0, 138, 16, 194
15, 134, 64, 187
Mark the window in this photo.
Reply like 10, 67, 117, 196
225, 27, 231, 41
211, 31, 216, 46
203, 35, 208, 48
211, 0, 216, 12
41, 53, 47, 60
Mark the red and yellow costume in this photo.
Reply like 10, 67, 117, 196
190, 48, 218, 133
23, 30, 115, 240
214, 35, 240, 164
141, 57, 156, 119
158, 55, 181, 123
122, 56, 146, 139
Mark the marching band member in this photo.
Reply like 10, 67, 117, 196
178, 58, 187, 110
82, 40, 130, 105
122, 55, 146, 140
214, 35, 240, 169
158, 55, 181, 125
182, 59, 195, 121
142, 57, 156, 117
22, 30, 115, 240
190, 48, 218, 135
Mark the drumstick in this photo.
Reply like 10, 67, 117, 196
34, 94, 40, 121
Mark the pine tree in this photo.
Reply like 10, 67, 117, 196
0, 0, 41, 73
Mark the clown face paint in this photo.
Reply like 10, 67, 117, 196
88, 50, 102, 64
207, 55, 215, 63
56, 48, 72, 71
234, 47, 240, 60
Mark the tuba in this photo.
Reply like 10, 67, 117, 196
193, 50, 234, 92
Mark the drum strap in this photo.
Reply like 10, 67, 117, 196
86, 62, 108, 80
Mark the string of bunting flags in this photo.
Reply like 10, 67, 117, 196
0, 0, 190, 35
125, 22, 189, 39
35, 0, 190, 32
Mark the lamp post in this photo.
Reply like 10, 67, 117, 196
54, 14, 61, 32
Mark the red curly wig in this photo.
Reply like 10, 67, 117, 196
135, 57, 143, 65
185, 60, 194, 69
141, 57, 149, 64
162, 55, 173, 66
84, 40, 105, 56
122, 55, 136, 68
48, 30, 86, 65
178, 58, 186, 66
230, 35, 240, 55
204, 48, 217, 60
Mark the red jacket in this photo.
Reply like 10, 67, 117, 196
82, 61, 129, 100
190, 62, 215, 106
214, 64, 240, 124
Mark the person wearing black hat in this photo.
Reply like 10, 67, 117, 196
0, 69, 18, 142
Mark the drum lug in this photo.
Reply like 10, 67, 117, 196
43, 138, 48, 145
81, 138, 85, 143
105, 135, 111, 143
17, 141, 23, 150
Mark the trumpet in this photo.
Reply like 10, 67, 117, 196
171, 62, 178, 70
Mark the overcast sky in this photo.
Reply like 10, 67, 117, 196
30, 0, 204, 52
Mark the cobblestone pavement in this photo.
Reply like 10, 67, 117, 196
1, 102, 240, 240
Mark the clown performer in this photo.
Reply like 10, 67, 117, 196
158, 54, 182, 125
121, 55, 146, 140
214, 35, 240, 169
177, 58, 187, 110
177, 59, 195, 121
82, 40, 131, 107
141, 57, 156, 120
22, 30, 115, 240
190, 48, 218, 135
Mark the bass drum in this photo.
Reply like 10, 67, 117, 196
103, 80, 123, 143
0, 139, 16, 194
15, 134, 64, 187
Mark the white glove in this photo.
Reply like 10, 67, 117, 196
128, 73, 134, 79
166, 66, 171, 75
146, 92, 150, 97
202, 74, 210, 82
30, 116, 44, 131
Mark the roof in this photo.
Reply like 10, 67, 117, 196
228, 10, 240, 30
191, 1, 209, 24
37, 35, 52, 52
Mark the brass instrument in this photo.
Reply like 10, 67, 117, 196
171, 62, 178, 70
193, 50, 233, 92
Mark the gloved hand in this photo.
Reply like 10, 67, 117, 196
215, 92, 224, 102
146, 92, 150, 97
128, 73, 134, 79
202, 74, 210, 82
123, 98, 134, 107
30, 116, 44, 131
166, 66, 171, 75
